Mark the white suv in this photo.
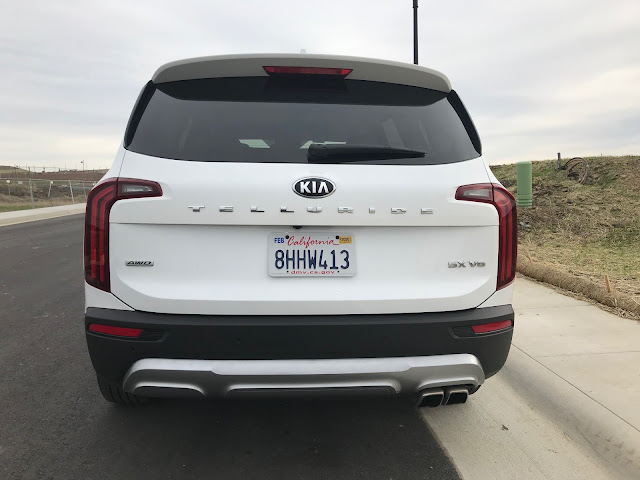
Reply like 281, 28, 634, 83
84, 54, 517, 407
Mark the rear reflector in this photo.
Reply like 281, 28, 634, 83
455, 183, 517, 290
263, 66, 353, 76
88, 324, 143, 338
471, 320, 513, 334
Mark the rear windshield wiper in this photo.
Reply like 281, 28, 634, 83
307, 143, 426, 163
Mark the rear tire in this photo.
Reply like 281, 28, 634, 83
97, 376, 149, 406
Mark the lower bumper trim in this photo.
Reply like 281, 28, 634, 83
122, 354, 485, 398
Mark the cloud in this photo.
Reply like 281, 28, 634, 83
1, 0, 639, 168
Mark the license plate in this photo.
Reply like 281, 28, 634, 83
268, 232, 356, 277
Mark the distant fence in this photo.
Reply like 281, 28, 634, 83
0, 168, 107, 182
1, 178, 95, 208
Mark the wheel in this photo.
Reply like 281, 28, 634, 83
97, 376, 149, 406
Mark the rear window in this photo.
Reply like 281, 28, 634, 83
125, 76, 481, 165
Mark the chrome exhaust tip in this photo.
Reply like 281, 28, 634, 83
416, 388, 444, 408
443, 387, 469, 405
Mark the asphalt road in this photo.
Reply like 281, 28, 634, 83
0, 215, 460, 480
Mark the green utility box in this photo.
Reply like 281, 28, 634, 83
516, 161, 532, 208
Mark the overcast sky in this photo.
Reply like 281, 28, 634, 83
2, 0, 639, 169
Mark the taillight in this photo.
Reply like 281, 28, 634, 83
263, 66, 353, 76
455, 183, 517, 290
84, 178, 162, 292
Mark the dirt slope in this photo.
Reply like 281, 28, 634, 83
491, 155, 639, 302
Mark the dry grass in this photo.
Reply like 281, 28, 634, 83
491, 155, 640, 313
0, 165, 29, 174
0, 165, 105, 181
0, 194, 76, 213
518, 259, 640, 319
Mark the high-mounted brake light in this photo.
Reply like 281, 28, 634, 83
88, 324, 143, 338
263, 66, 353, 76
84, 178, 162, 292
455, 183, 517, 290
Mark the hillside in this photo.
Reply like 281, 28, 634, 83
0, 165, 30, 175
491, 155, 639, 306
0, 166, 106, 181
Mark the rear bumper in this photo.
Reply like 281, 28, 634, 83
85, 305, 514, 394
122, 354, 485, 398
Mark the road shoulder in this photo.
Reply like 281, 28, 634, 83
0, 203, 85, 227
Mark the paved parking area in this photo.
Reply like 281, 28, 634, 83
0, 215, 459, 480
2, 215, 638, 479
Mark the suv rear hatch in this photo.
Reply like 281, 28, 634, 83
90, 69, 514, 315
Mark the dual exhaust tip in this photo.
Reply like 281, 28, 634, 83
416, 386, 469, 408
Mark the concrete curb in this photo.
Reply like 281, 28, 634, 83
0, 203, 86, 227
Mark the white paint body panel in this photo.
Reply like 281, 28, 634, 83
85, 283, 133, 312
477, 283, 514, 309
112, 151, 498, 228
101, 152, 507, 315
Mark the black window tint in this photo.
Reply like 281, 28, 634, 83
126, 77, 481, 165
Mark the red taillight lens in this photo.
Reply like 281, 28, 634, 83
84, 178, 162, 292
471, 320, 513, 334
455, 183, 517, 290
263, 66, 353, 76
493, 186, 517, 290
84, 179, 117, 291
88, 323, 143, 337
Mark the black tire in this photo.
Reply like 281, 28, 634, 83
97, 376, 149, 406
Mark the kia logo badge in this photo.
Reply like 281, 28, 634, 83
293, 177, 336, 198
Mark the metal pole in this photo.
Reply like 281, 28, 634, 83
29, 179, 35, 208
83, 181, 87, 201
69, 180, 75, 204
48, 181, 53, 198
413, 0, 419, 65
